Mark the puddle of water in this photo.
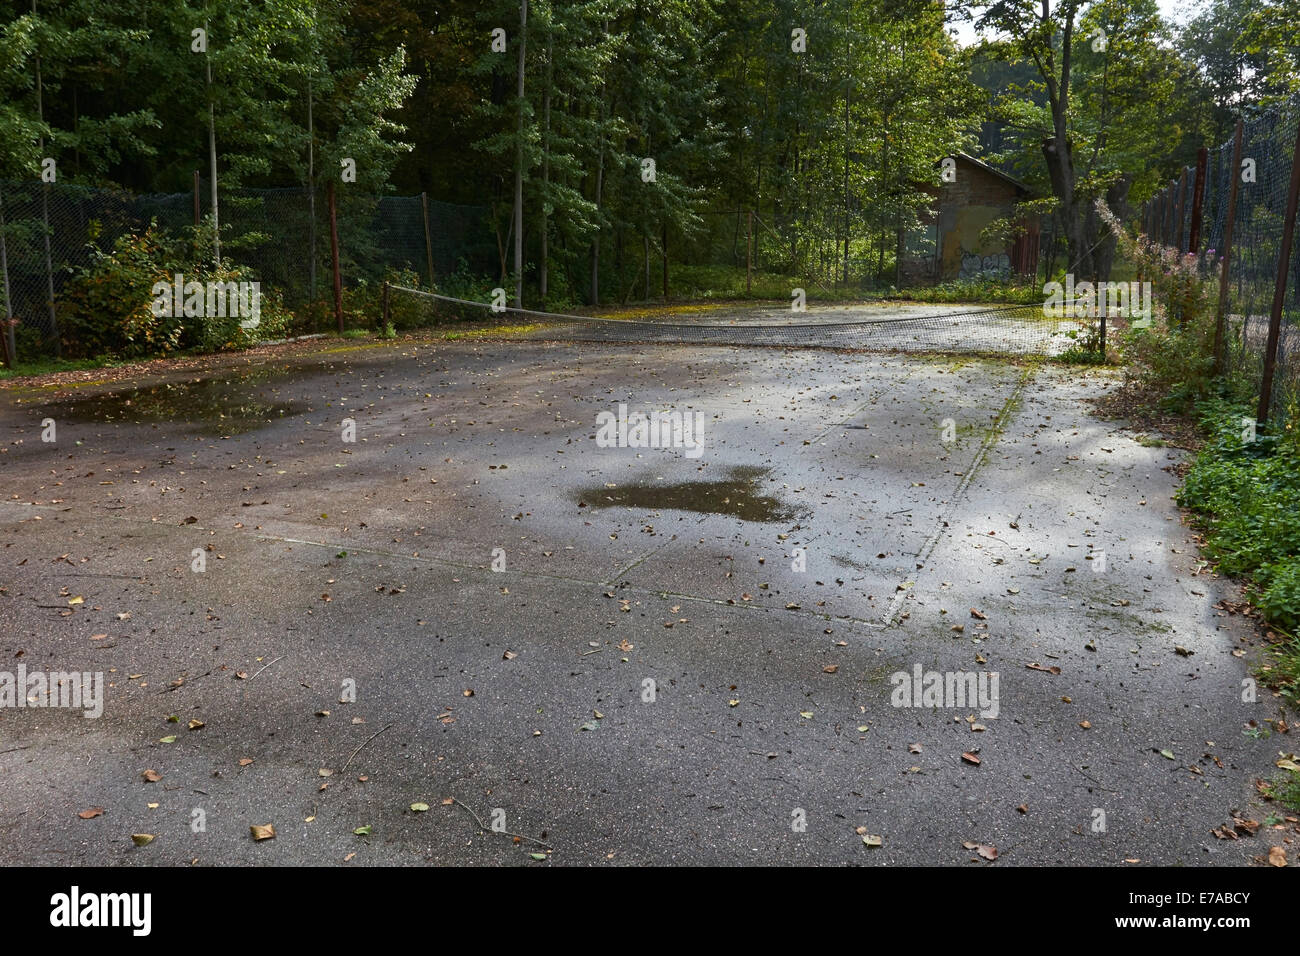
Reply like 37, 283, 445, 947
37, 370, 304, 434
577, 466, 802, 522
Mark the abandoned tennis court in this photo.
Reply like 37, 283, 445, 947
0, 303, 1288, 866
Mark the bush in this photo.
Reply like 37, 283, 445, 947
59, 226, 179, 358
1255, 557, 1300, 635
1097, 200, 1221, 409
57, 219, 294, 358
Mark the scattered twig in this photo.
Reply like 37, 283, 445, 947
158, 671, 214, 694
249, 656, 282, 680
448, 797, 553, 850
1072, 764, 1119, 792
340, 723, 392, 772
0, 745, 31, 755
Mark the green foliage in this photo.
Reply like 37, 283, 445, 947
1097, 200, 1221, 408
1178, 402, 1300, 580
1255, 557, 1300, 635
56, 219, 292, 358
1178, 399, 1300, 701
58, 225, 178, 358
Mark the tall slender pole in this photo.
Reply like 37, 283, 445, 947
308, 72, 317, 301
1173, 168, 1187, 253
193, 169, 200, 226
747, 209, 753, 296
1213, 121, 1244, 376
0, 181, 13, 367
1256, 114, 1300, 424
206, 21, 220, 266
1188, 147, 1208, 256
661, 221, 668, 299
33, 0, 59, 356
513, 0, 527, 308
329, 180, 343, 334
421, 191, 435, 290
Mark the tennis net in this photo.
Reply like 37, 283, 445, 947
387, 284, 1091, 356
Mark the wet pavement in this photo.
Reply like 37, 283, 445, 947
0, 335, 1289, 866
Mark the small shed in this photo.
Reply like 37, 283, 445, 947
899, 153, 1039, 285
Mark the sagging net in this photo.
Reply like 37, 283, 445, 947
387, 285, 1091, 356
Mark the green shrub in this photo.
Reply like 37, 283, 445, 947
59, 225, 179, 358
57, 219, 295, 357
1255, 557, 1300, 635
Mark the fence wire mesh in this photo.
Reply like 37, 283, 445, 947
0, 179, 495, 361
1143, 99, 1300, 422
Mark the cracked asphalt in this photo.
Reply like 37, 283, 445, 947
0, 333, 1289, 865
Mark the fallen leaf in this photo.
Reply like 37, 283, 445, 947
861, 834, 883, 847
1269, 846, 1287, 867
410, 802, 430, 812
141, 769, 161, 782
965, 843, 998, 861
78, 807, 104, 819
131, 833, 155, 846
961, 752, 981, 766
250, 824, 276, 841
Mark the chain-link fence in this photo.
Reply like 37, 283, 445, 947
0, 179, 495, 362
1141, 98, 1300, 422
675, 208, 919, 294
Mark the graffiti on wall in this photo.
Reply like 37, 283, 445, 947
959, 251, 1011, 280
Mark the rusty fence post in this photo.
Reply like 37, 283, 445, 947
1189, 146, 1208, 256
1214, 120, 1245, 376
1256, 112, 1300, 424
1173, 168, 1188, 253
328, 180, 343, 335
421, 191, 435, 291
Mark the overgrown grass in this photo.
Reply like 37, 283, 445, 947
1177, 398, 1300, 706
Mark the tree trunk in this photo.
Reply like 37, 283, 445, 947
513, 0, 527, 308
539, 35, 552, 301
